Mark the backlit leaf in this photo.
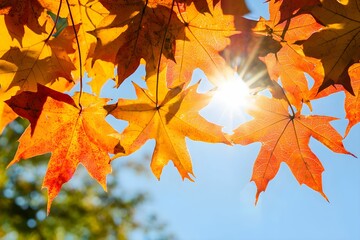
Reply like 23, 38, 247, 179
108, 68, 229, 179
231, 95, 354, 202
303, 0, 360, 93
6, 84, 123, 213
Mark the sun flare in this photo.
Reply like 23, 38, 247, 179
208, 73, 253, 133
212, 73, 251, 111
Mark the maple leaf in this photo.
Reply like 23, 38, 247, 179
231, 94, 354, 203
248, 0, 324, 109
167, 0, 236, 87
92, 1, 184, 85
0, 23, 76, 101
5, 84, 123, 213
345, 63, 360, 136
107, 69, 229, 180
302, 0, 360, 93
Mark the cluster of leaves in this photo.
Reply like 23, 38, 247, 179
0, 0, 359, 212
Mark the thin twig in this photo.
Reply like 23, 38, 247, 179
156, 0, 176, 107
66, 0, 83, 110
278, 84, 296, 117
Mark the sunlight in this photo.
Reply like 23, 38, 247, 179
207, 73, 252, 133
213, 73, 251, 112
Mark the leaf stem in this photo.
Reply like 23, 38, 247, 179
66, 0, 83, 111
155, 0, 176, 107
269, 81, 295, 117
278, 84, 296, 117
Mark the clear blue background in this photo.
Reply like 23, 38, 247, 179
92, 1, 360, 239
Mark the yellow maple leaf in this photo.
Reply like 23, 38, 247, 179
108, 69, 230, 180
0, 21, 76, 101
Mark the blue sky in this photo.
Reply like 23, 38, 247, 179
94, 1, 360, 239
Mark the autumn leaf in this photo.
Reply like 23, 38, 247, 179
0, 22, 77, 101
248, 0, 323, 108
345, 63, 360, 136
5, 84, 123, 213
303, 0, 360, 93
231, 94, 354, 202
167, 0, 236, 87
92, 1, 184, 85
107, 69, 229, 180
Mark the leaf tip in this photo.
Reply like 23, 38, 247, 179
44, 189, 55, 216
183, 173, 195, 182
97, 173, 109, 192
6, 156, 21, 169
46, 202, 52, 216
254, 190, 262, 205
104, 103, 118, 114
320, 191, 329, 203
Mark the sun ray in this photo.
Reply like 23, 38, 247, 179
209, 73, 253, 133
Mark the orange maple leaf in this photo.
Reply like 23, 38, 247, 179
108, 69, 229, 180
231, 94, 354, 203
303, 0, 360, 93
92, 1, 184, 85
167, 0, 236, 87
245, 0, 324, 108
5, 84, 123, 213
